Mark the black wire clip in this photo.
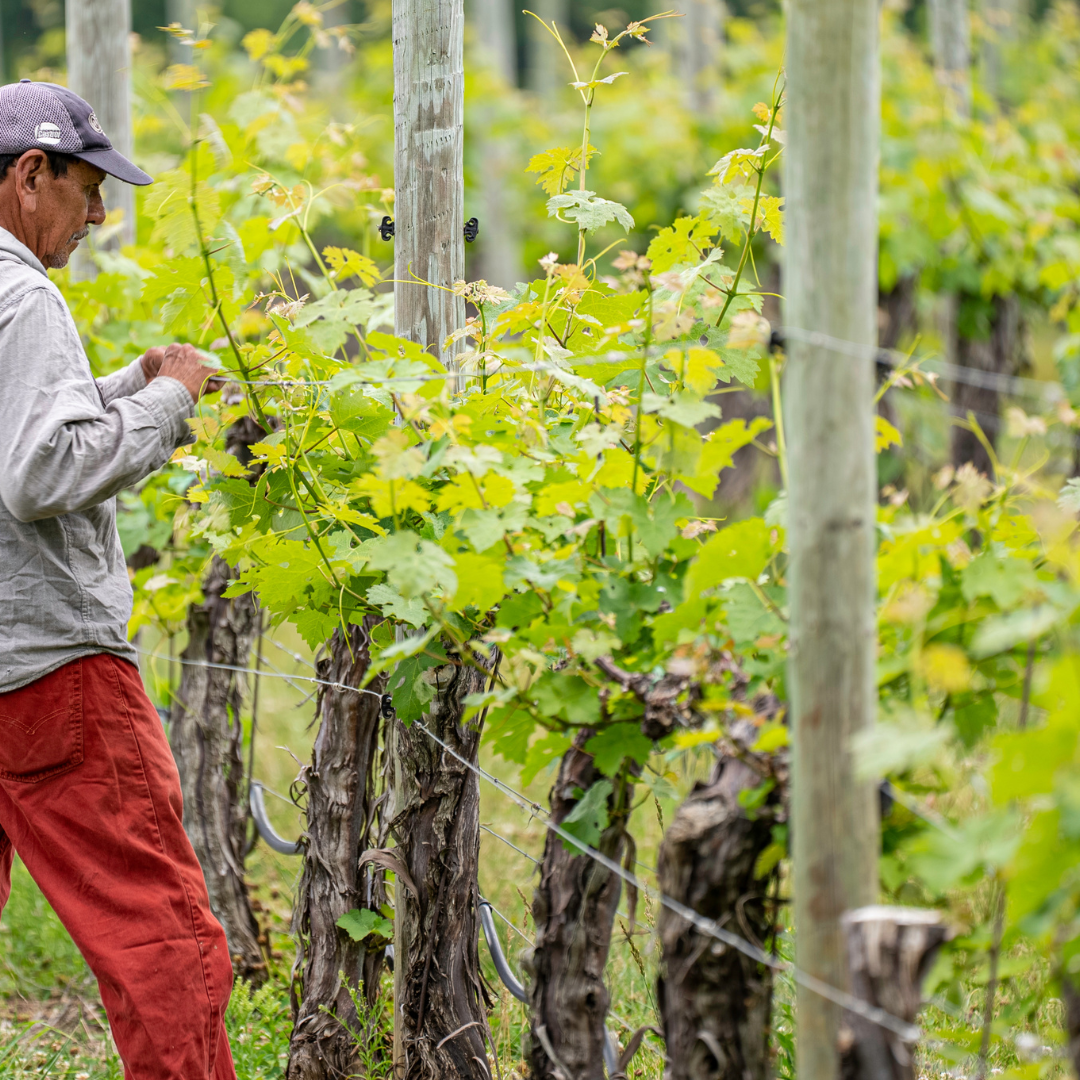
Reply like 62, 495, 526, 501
377, 215, 478, 243
380, 694, 395, 720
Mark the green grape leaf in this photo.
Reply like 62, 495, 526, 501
687, 517, 774, 595
585, 723, 654, 776
337, 908, 394, 942
389, 651, 446, 724
526, 145, 598, 196
144, 168, 221, 253
646, 214, 716, 274
547, 190, 634, 233
961, 553, 1040, 609
560, 779, 612, 852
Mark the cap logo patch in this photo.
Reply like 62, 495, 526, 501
34, 122, 61, 146
87, 112, 103, 135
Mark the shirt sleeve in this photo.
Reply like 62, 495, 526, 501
96, 355, 148, 405
0, 286, 195, 523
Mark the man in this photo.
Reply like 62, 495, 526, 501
0, 80, 235, 1079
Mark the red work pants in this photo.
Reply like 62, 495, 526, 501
0, 653, 236, 1080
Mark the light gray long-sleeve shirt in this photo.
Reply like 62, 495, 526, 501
0, 227, 195, 693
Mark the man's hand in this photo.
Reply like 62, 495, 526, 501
138, 347, 166, 383
157, 344, 225, 402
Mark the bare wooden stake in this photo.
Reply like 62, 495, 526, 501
391, 7, 489, 1078
669, 0, 724, 117
526, 0, 569, 102
394, 0, 466, 368
838, 907, 950, 1080
785, 0, 881, 1075
927, 0, 972, 114
66, 0, 136, 273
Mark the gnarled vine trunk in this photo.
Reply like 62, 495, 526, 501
287, 620, 389, 1080
951, 294, 1022, 474
527, 729, 630, 1080
169, 555, 265, 985
656, 718, 787, 1080
390, 654, 492, 1080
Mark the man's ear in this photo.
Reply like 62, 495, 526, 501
14, 150, 50, 212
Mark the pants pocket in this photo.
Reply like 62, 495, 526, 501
0, 660, 84, 783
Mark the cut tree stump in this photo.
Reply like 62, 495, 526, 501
838, 906, 950, 1080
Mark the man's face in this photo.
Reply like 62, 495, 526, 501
34, 158, 107, 269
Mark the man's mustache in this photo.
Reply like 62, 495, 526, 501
69, 229, 89, 245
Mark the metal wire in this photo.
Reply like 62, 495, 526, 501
414, 719, 923, 1043
135, 646, 383, 701
146, 642, 928, 1040
206, 323, 1067, 401
481, 822, 540, 866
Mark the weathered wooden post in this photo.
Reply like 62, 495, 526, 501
983, 0, 1021, 100
785, 0, 880, 1078
66, 0, 135, 268
468, 0, 523, 290
928, 0, 971, 113
927, 0, 1020, 473
670, 0, 724, 117
527, 0, 569, 102
391, 5, 491, 1079
394, 0, 465, 367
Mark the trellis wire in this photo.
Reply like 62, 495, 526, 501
412, 719, 923, 1042
150, 645, 933, 1039
206, 325, 1062, 400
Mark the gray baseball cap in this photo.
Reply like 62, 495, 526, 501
0, 79, 152, 186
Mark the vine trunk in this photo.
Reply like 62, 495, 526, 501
390, 653, 492, 1080
169, 554, 265, 985
656, 717, 786, 1080
286, 620, 389, 1080
527, 729, 629, 1080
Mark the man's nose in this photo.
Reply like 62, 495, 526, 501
87, 192, 106, 226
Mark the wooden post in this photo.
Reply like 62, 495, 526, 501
165, 0, 196, 49
394, 0, 465, 367
838, 907, 949, 1080
527, 0, 569, 102
670, 0, 724, 117
784, 0, 880, 1078
471, 0, 516, 84
468, 0, 523, 290
66, 0, 135, 269
983, 0, 1021, 105
927, 0, 971, 114
391, 7, 490, 1080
